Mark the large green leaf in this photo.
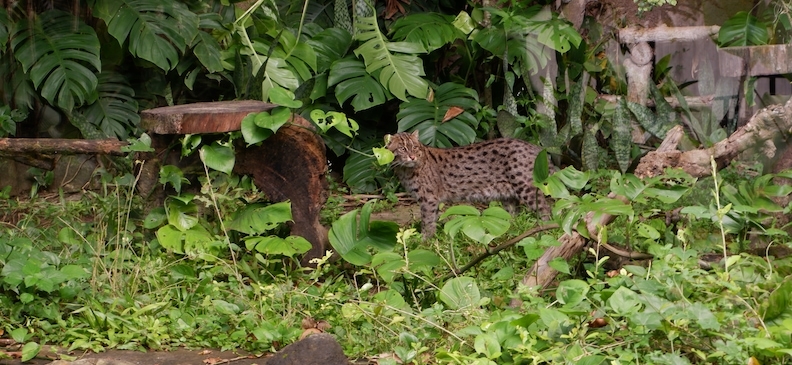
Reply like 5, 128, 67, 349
396, 82, 480, 147
718, 11, 768, 47
328, 200, 398, 265
612, 98, 632, 173
389, 13, 463, 53
81, 72, 140, 139
438, 277, 481, 310
309, 28, 353, 73
90, 0, 199, 71
353, 12, 429, 101
328, 56, 387, 111
192, 31, 224, 73
227, 201, 292, 235
11, 10, 101, 111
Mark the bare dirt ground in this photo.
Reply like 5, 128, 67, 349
1, 348, 266, 365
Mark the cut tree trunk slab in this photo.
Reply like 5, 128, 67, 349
138, 101, 329, 265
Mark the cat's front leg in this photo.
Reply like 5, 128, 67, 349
418, 196, 440, 239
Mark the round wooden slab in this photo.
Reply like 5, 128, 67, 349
141, 100, 277, 134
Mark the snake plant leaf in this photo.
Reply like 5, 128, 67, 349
11, 10, 101, 112
612, 98, 632, 173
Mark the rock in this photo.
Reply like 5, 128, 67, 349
266, 333, 347, 365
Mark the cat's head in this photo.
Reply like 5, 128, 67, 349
385, 130, 423, 167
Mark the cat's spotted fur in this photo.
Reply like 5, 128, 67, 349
386, 131, 553, 239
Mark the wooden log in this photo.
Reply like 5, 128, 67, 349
141, 100, 277, 134
619, 25, 720, 43
635, 98, 792, 178
0, 138, 128, 155
233, 114, 329, 266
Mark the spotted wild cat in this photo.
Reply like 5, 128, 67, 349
386, 131, 553, 239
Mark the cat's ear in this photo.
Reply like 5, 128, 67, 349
410, 130, 420, 139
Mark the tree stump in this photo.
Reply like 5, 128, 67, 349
139, 100, 329, 265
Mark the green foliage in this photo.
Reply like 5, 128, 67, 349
89, 0, 199, 71
441, 205, 511, 246
396, 82, 480, 147
328, 200, 399, 265
11, 10, 101, 111
82, 72, 141, 139
389, 13, 464, 53
353, 10, 429, 101
718, 11, 769, 47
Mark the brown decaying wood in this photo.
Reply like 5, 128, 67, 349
140, 100, 277, 134
232, 115, 330, 266
0, 138, 128, 155
515, 99, 792, 299
636, 98, 792, 179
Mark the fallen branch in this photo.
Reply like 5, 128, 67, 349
0, 138, 128, 155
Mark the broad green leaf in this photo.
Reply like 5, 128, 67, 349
608, 287, 641, 316
309, 28, 353, 73
166, 198, 198, 232
372, 252, 405, 283
192, 30, 223, 73
157, 225, 185, 253
159, 165, 187, 193
328, 201, 398, 265
353, 13, 429, 101
397, 82, 480, 147
244, 235, 311, 257
328, 56, 387, 111
253, 107, 291, 133
474, 332, 502, 359
60, 265, 89, 280
533, 149, 550, 184
528, 15, 582, 53
407, 249, 441, 273
718, 11, 768, 47
227, 202, 292, 235
89, 0, 199, 71
212, 299, 240, 315
200, 143, 235, 175
687, 302, 720, 330
241, 113, 273, 145
390, 13, 463, 53
548, 257, 570, 274
21, 342, 41, 362
82, 72, 140, 139
438, 277, 481, 310
440, 205, 481, 218
268, 86, 302, 108
11, 10, 101, 111
343, 151, 381, 193
372, 147, 394, 165
761, 275, 792, 321
556, 279, 589, 307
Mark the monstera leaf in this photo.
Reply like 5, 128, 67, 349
89, 0, 199, 71
11, 10, 101, 111
328, 56, 388, 111
353, 12, 429, 101
389, 13, 464, 53
82, 72, 140, 139
718, 11, 768, 47
396, 82, 480, 147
